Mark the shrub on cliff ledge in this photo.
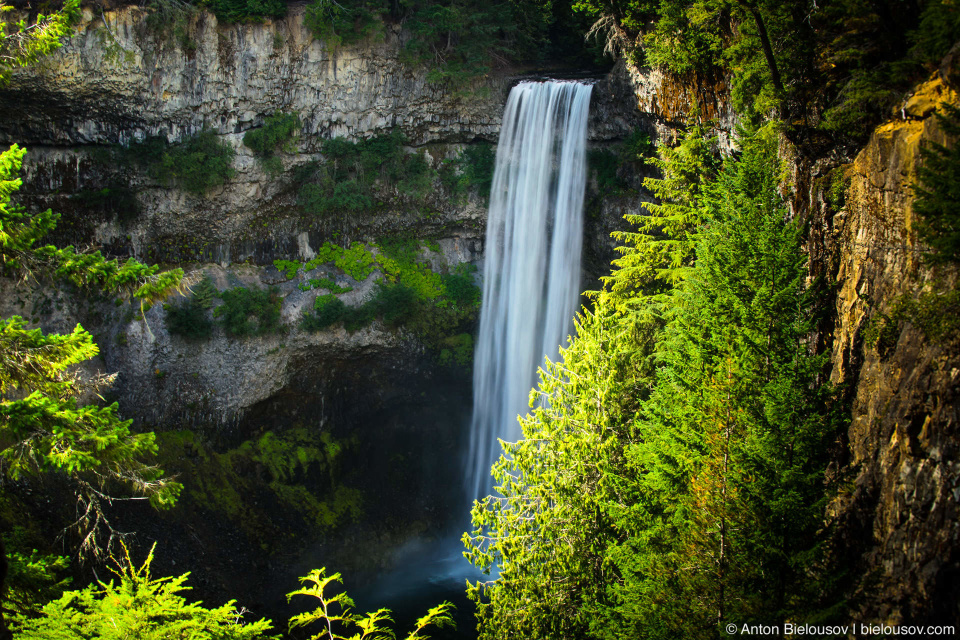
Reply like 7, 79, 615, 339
244, 113, 301, 175
297, 129, 441, 218
215, 286, 282, 337
130, 130, 235, 195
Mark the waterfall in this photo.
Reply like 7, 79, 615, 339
466, 80, 593, 502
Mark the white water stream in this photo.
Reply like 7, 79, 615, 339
466, 80, 593, 502
351, 82, 592, 622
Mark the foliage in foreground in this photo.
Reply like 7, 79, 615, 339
289, 568, 455, 640
16, 544, 273, 640
15, 552, 456, 640
0, 144, 183, 514
464, 129, 845, 639
0, 142, 183, 637
2, 528, 71, 620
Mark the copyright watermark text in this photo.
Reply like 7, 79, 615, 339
724, 622, 956, 637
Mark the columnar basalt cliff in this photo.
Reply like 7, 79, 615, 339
0, 3, 649, 428
0, 4, 648, 615
0, 4, 643, 265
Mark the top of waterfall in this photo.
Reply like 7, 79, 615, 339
509, 74, 601, 87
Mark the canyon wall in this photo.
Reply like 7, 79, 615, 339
784, 66, 960, 623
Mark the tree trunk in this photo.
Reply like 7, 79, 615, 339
736, 0, 789, 119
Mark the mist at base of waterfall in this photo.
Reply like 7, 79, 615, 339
349, 80, 593, 640
350, 535, 487, 640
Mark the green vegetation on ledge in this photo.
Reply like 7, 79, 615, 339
293, 131, 495, 219
164, 277, 282, 339
440, 141, 496, 203
243, 113, 300, 176
215, 286, 282, 337
128, 129, 236, 195
296, 130, 433, 217
295, 239, 481, 362
156, 428, 362, 548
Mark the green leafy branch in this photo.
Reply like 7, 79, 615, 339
0, 0, 80, 84
288, 568, 455, 640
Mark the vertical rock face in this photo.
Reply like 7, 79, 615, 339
821, 74, 960, 622
0, 6, 644, 268
0, 4, 652, 432
617, 59, 737, 150
0, 5, 507, 265
0, 5, 507, 146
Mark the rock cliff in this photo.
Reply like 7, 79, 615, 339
829, 78, 959, 623
784, 69, 960, 623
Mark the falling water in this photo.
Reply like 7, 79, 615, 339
344, 82, 591, 635
466, 80, 593, 502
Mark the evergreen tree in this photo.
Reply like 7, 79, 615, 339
0, 0, 79, 85
605, 123, 720, 310
0, 144, 184, 638
615, 127, 840, 637
16, 544, 273, 639
289, 568, 455, 640
466, 128, 843, 640
464, 304, 640, 640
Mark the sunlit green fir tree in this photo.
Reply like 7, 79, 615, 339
16, 544, 273, 640
466, 128, 843, 640
0, 143, 184, 637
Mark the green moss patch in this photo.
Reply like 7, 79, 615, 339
156, 428, 361, 554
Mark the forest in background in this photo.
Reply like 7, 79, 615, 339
1, 0, 960, 637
